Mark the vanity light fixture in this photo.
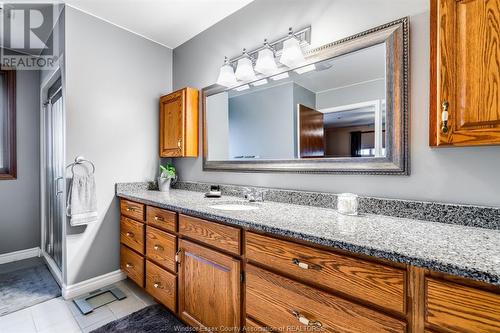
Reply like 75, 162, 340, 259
234, 84, 250, 91
216, 56, 238, 87
216, 26, 311, 86
270, 72, 290, 81
254, 39, 278, 75
251, 79, 268, 86
235, 49, 256, 81
294, 64, 316, 74
279, 28, 306, 68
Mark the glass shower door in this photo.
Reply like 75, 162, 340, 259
43, 78, 64, 270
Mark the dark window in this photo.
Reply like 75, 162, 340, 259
0, 69, 16, 180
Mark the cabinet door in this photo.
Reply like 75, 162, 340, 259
160, 90, 184, 157
178, 239, 241, 331
431, 0, 500, 146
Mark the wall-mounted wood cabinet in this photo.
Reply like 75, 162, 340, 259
160, 87, 199, 157
430, 0, 500, 147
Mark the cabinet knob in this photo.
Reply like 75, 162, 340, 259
291, 310, 322, 327
177, 139, 182, 149
153, 282, 162, 289
125, 263, 133, 268
154, 216, 164, 221
126, 232, 134, 238
153, 244, 164, 251
441, 101, 449, 134
126, 206, 135, 212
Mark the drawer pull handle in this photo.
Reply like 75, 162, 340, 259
125, 263, 134, 268
292, 310, 322, 327
153, 245, 164, 251
126, 232, 134, 238
292, 258, 321, 270
126, 207, 135, 212
153, 282, 163, 289
154, 216, 164, 221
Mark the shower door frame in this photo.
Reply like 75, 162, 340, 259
40, 66, 66, 286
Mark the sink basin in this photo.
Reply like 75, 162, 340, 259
209, 203, 260, 211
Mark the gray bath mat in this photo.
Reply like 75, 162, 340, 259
91, 304, 186, 332
0, 260, 61, 316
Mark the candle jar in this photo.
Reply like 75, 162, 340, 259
337, 193, 359, 215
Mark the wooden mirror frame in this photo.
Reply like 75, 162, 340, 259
202, 17, 410, 175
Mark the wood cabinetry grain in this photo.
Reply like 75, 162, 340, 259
179, 214, 241, 255
146, 260, 177, 312
425, 278, 500, 333
147, 206, 177, 232
430, 0, 500, 146
120, 244, 144, 287
120, 199, 145, 221
178, 239, 241, 331
160, 87, 198, 157
246, 232, 405, 315
120, 216, 145, 254
246, 264, 406, 333
146, 226, 177, 272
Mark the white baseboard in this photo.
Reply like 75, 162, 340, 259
0, 247, 41, 265
62, 269, 126, 300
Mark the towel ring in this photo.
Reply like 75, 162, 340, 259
66, 156, 96, 174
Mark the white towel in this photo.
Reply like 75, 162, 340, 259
67, 173, 98, 226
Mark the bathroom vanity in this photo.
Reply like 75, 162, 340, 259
116, 184, 500, 333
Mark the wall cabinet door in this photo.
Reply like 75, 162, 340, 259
178, 239, 241, 331
430, 0, 500, 146
159, 87, 199, 157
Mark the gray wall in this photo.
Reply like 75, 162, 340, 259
172, 0, 500, 207
0, 70, 41, 254
229, 83, 294, 159
64, 6, 172, 284
316, 79, 385, 110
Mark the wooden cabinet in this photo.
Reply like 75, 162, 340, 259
178, 239, 241, 331
119, 198, 500, 333
246, 265, 406, 333
159, 87, 199, 157
430, 0, 500, 146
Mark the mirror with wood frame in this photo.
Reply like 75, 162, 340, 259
202, 18, 409, 175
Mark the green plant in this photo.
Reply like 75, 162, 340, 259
159, 163, 176, 178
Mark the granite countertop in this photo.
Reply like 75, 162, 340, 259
117, 188, 500, 285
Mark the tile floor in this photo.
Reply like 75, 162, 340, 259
0, 279, 155, 333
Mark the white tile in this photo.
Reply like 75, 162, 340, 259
37, 319, 81, 333
31, 298, 74, 331
72, 306, 114, 329
0, 308, 36, 333
107, 295, 146, 319
81, 316, 116, 333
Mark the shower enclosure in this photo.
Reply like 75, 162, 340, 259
41, 72, 65, 283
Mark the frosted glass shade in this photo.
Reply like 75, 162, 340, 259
216, 64, 237, 87
235, 57, 256, 81
279, 37, 305, 68
255, 48, 278, 75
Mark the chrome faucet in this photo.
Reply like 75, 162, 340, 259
243, 187, 266, 202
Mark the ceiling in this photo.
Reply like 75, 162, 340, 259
8, 0, 254, 48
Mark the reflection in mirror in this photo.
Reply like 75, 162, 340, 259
206, 43, 386, 161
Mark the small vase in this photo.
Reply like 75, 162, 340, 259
158, 177, 172, 192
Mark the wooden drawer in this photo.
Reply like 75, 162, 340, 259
147, 206, 177, 232
146, 260, 176, 312
120, 216, 145, 254
146, 226, 177, 272
120, 245, 144, 287
120, 199, 145, 221
246, 232, 405, 314
179, 214, 240, 255
425, 278, 500, 333
246, 265, 406, 333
